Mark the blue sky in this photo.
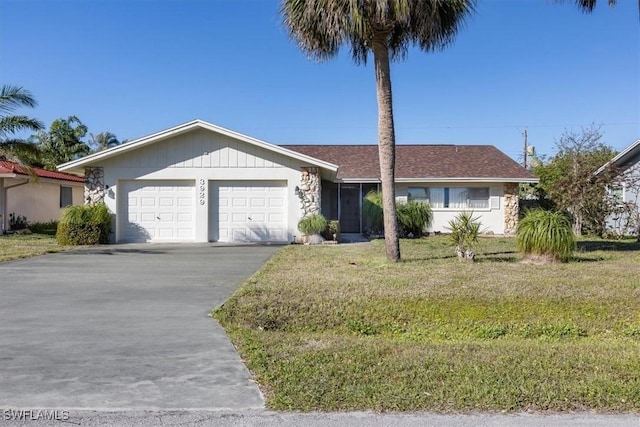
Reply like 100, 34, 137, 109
1, 0, 638, 163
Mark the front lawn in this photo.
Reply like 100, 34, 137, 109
214, 237, 640, 412
0, 233, 69, 262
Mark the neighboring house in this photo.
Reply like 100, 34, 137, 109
58, 120, 537, 244
595, 139, 640, 237
0, 160, 84, 232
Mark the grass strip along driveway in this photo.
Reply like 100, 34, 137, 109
0, 233, 69, 262
214, 237, 640, 412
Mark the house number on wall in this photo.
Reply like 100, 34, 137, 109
199, 179, 206, 205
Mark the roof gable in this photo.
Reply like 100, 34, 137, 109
282, 144, 538, 182
58, 120, 338, 174
0, 160, 84, 183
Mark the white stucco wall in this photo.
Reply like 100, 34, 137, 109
395, 183, 506, 234
96, 129, 309, 243
5, 178, 83, 225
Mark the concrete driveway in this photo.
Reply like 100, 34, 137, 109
0, 243, 281, 410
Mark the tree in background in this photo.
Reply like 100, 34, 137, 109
533, 126, 616, 236
0, 85, 43, 164
281, 0, 477, 261
89, 131, 121, 152
32, 116, 90, 169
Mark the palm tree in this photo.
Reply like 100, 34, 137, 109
281, 0, 476, 261
89, 131, 120, 152
0, 85, 43, 163
35, 115, 90, 169
571, 0, 616, 11
566, 0, 639, 16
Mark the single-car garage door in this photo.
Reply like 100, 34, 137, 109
210, 181, 287, 243
120, 180, 195, 242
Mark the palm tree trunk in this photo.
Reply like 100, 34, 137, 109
372, 36, 401, 262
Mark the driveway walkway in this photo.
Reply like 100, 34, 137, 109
0, 244, 281, 410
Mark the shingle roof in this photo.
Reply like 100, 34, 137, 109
0, 160, 84, 183
282, 144, 537, 181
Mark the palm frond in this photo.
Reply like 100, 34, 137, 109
0, 116, 44, 136
281, 0, 477, 64
0, 85, 39, 114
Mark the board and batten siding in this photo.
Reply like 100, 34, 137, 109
98, 129, 308, 243
107, 129, 293, 170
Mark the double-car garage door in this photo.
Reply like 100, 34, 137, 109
120, 180, 286, 243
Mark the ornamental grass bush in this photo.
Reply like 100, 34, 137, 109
362, 190, 384, 233
363, 191, 432, 237
396, 200, 432, 237
56, 203, 112, 245
516, 208, 575, 262
298, 213, 328, 235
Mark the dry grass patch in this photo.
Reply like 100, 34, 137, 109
0, 233, 70, 262
214, 237, 640, 412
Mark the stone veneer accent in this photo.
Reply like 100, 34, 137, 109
84, 167, 105, 205
299, 167, 321, 217
503, 183, 519, 236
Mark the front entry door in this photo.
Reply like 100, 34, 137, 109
340, 184, 360, 233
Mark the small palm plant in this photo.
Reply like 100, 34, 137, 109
447, 211, 482, 262
516, 209, 575, 263
297, 213, 327, 244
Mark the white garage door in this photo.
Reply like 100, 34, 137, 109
210, 181, 287, 243
120, 180, 195, 242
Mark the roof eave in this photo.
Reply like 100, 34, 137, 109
595, 139, 640, 176
395, 177, 539, 184
334, 177, 539, 184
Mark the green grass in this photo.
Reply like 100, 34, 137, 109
214, 236, 640, 412
0, 233, 70, 262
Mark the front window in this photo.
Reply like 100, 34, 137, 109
60, 186, 73, 207
408, 186, 489, 209
609, 185, 624, 205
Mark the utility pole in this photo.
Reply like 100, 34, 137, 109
523, 128, 528, 169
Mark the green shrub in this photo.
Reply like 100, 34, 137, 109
447, 211, 482, 261
363, 191, 432, 237
56, 203, 112, 245
28, 221, 58, 235
298, 214, 327, 235
396, 201, 432, 237
362, 190, 384, 233
8, 213, 28, 230
516, 209, 575, 262
323, 219, 340, 241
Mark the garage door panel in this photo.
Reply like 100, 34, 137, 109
120, 180, 195, 243
210, 180, 287, 243
269, 213, 284, 222
232, 198, 247, 207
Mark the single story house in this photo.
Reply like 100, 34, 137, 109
595, 139, 640, 237
58, 120, 538, 243
0, 160, 84, 232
